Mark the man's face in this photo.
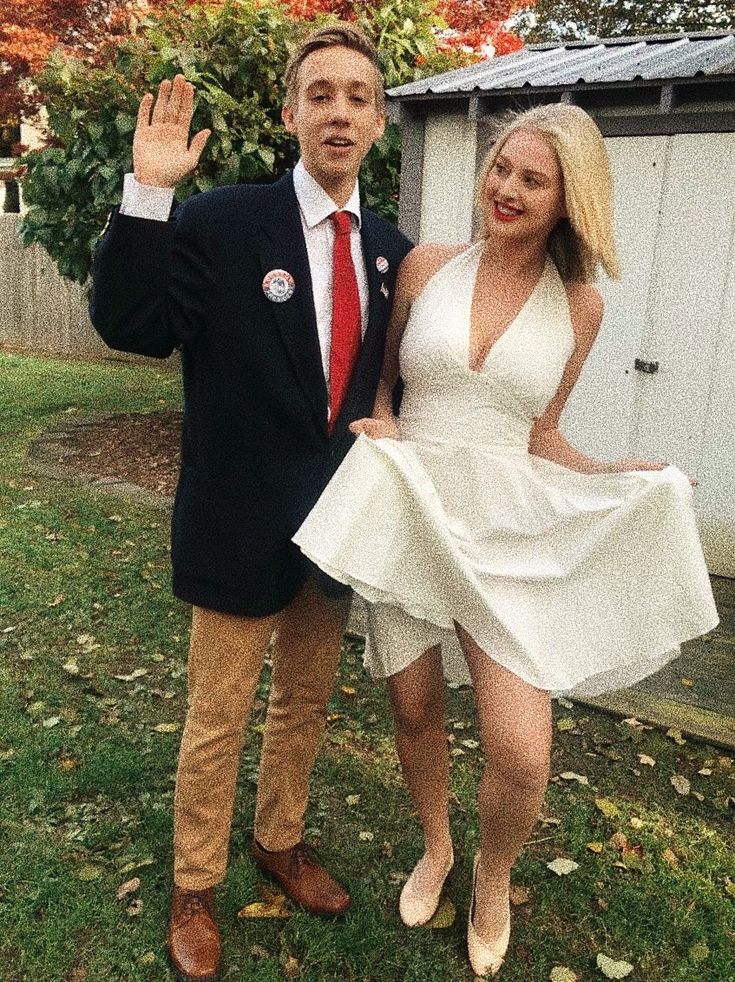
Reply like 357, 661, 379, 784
282, 46, 386, 195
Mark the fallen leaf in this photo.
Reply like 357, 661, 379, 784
587, 842, 604, 854
48, 594, 66, 606
609, 832, 629, 851
509, 885, 531, 906
461, 739, 480, 749
596, 953, 634, 978
723, 877, 735, 898
560, 771, 589, 786
238, 897, 290, 919
629, 817, 644, 829
76, 634, 100, 653
340, 686, 356, 696
662, 848, 679, 868
697, 768, 713, 776
547, 858, 579, 876
59, 757, 78, 772
688, 940, 709, 964
681, 677, 695, 687
359, 831, 374, 842
666, 728, 687, 746
595, 798, 620, 818
637, 754, 656, 767
42, 716, 61, 729
116, 877, 140, 901
426, 895, 456, 928
670, 774, 691, 796
718, 756, 733, 769
557, 718, 576, 732
345, 794, 361, 806
136, 953, 155, 967
540, 816, 562, 828
126, 899, 144, 916
62, 660, 80, 676
550, 968, 578, 982
114, 668, 148, 682
692, 791, 705, 802
282, 955, 300, 977
77, 865, 102, 881
153, 722, 180, 733
557, 697, 574, 709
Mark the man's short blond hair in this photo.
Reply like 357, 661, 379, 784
285, 23, 385, 112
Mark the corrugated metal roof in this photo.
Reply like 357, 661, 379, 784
388, 32, 735, 99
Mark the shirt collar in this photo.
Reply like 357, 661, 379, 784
293, 158, 362, 231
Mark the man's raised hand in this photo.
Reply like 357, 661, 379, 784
133, 74, 211, 188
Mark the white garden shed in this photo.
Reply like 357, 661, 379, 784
388, 31, 735, 577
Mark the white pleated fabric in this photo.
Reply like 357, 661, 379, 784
294, 243, 719, 696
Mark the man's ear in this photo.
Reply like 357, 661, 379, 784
374, 112, 386, 142
282, 104, 297, 134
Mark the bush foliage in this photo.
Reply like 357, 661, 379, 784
19, 0, 472, 284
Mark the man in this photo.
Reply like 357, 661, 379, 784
90, 23, 412, 982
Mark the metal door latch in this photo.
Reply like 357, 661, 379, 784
634, 358, 659, 374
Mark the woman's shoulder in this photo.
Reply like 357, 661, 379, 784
398, 242, 469, 301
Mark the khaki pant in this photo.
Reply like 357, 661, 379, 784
173, 578, 350, 890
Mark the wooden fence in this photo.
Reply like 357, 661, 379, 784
0, 214, 174, 367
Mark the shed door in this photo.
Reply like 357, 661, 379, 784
561, 132, 735, 576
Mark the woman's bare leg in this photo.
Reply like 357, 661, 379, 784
388, 646, 453, 878
455, 624, 552, 941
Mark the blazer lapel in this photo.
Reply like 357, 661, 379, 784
257, 175, 328, 432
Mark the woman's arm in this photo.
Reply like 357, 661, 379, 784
529, 283, 667, 475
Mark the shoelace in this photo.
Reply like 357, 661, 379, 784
288, 841, 317, 875
179, 893, 211, 924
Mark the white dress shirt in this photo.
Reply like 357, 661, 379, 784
119, 159, 369, 385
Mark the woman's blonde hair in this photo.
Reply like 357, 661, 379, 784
475, 103, 621, 282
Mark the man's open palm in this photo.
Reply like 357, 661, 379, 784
133, 74, 211, 188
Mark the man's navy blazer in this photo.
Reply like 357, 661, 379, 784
90, 171, 413, 616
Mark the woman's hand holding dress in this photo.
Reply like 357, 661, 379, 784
350, 416, 400, 440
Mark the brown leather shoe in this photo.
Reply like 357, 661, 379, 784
168, 886, 221, 982
250, 839, 351, 916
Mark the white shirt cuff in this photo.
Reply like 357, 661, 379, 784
119, 173, 175, 221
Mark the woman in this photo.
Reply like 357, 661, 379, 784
294, 104, 718, 976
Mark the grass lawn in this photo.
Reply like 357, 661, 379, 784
0, 352, 733, 982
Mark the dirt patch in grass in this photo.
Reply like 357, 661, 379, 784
66, 411, 182, 496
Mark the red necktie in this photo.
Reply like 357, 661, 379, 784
329, 210, 361, 433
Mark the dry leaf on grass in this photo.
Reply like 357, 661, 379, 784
282, 955, 301, 977
238, 886, 291, 920
425, 896, 456, 929
594, 798, 620, 818
637, 754, 656, 767
665, 728, 687, 745
587, 842, 604, 854
596, 953, 634, 978
670, 774, 691, 796
560, 772, 589, 785
547, 858, 579, 876
550, 968, 578, 982
509, 885, 531, 906
153, 722, 180, 733
116, 877, 140, 901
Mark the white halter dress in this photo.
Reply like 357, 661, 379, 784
293, 243, 718, 696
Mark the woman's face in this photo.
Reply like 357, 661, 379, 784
481, 128, 567, 242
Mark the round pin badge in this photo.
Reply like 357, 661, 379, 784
376, 256, 389, 274
262, 269, 295, 303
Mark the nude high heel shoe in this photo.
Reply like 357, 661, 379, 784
399, 845, 454, 927
467, 853, 511, 977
